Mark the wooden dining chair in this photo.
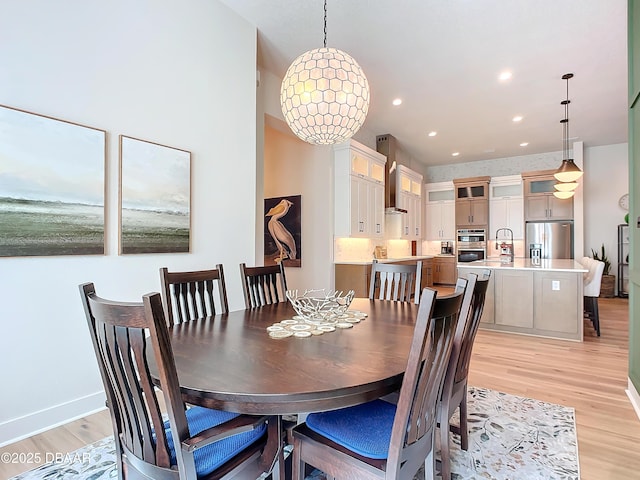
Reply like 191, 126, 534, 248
79, 282, 273, 480
437, 270, 491, 479
291, 285, 465, 480
160, 265, 229, 327
239, 262, 288, 309
369, 260, 422, 303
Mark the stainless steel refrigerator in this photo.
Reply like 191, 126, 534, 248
525, 220, 574, 259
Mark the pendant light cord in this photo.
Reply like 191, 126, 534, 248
565, 76, 569, 159
323, 0, 327, 48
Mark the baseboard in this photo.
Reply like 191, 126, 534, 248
627, 378, 640, 421
0, 391, 106, 447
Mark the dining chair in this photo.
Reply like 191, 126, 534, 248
582, 256, 605, 336
239, 262, 288, 309
437, 271, 491, 479
369, 260, 422, 303
291, 285, 465, 480
79, 282, 273, 480
160, 265, 229, 327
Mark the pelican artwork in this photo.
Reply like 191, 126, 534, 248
265, 198, 297, 264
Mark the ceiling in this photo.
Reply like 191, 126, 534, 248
219, 0, 628, 167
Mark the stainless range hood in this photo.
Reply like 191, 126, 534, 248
376, 134, 407, 214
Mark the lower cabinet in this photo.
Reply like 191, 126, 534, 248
433, 256, 457, 285
334, 258, 434, 299
334, 264, 371, 297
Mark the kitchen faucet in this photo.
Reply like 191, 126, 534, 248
495, 228, 514, 263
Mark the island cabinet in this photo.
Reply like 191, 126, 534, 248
334, 258, 433, 298
533, 271, 581, 334
425, 182, 456, 241
522, 170, 574, 221
458, 259, 585, 341
453, 176, 490, 227
432, 256, 456, 285
495, 270, 534, 328
334, 140, 386, 238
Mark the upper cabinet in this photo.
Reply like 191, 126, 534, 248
334, 140, 386, 238
522, 170, 574, 221
425, 181, 456, 241
453, 176, 490, 227
396, 165, 423, 240
489, 175, 524, 239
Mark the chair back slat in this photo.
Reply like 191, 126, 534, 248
160, 265, 228, 326
387, 286, 464, 469
455, 271, 491, 383
240, 263, 288, 309
369, 261, 422, 303
80, 284, 177, 470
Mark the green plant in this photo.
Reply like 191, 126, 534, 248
591, 244, 612, 275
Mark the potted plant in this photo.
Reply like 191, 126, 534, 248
592, 244, 615, 298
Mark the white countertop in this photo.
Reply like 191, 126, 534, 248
459, 258, 587, 272
335, 255, 436, 265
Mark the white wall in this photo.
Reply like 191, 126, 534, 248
584, 143, 629, 281
263, 125, 334, 291
0, 0, 257, 445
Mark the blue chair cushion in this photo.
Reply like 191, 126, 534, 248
305, 399, 396, 460
163, 406, 267, 477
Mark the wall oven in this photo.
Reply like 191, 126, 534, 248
457, 228, 487, 263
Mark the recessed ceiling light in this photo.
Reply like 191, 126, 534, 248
392, 98, 402, 106
512, 115, 523, 122
499, 71, 512, 81
520, 142, 529, 147
428, 131, 437, 137
451, 152, 460, 157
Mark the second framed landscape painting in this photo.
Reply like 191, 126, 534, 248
119, 136, 191, 254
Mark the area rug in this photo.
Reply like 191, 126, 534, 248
9, 387, 579, 480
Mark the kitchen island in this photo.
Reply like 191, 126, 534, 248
334, 256, 438, 297
458, 258, 588, 341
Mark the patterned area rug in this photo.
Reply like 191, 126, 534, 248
10, 387, 579, 480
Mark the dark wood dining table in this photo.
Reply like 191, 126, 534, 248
150, 297, 421, 478
165, 298, 420, 415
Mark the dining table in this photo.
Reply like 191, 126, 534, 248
150, 297, 421, 478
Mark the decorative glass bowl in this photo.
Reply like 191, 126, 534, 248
286, 289, 355, 325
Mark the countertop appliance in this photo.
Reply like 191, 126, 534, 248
457, 228, 486, 262
441, 241, 453, 254
525, 220, 574, 259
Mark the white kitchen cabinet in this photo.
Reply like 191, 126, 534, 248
396, 165, 423, 240
425, 182, 455, 241
489, 175, 524, 239
426, 202, 455, 240
334, 140, 386, 238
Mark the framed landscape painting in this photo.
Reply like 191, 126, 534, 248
119, 135, 191, 254
0, 105, 106, 257
264, 194, 301, 267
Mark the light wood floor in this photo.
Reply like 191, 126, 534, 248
1, 297, 639, 479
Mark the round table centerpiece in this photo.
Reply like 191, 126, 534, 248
286, 289, 355, 325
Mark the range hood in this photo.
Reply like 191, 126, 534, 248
376, 134, 407, 214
